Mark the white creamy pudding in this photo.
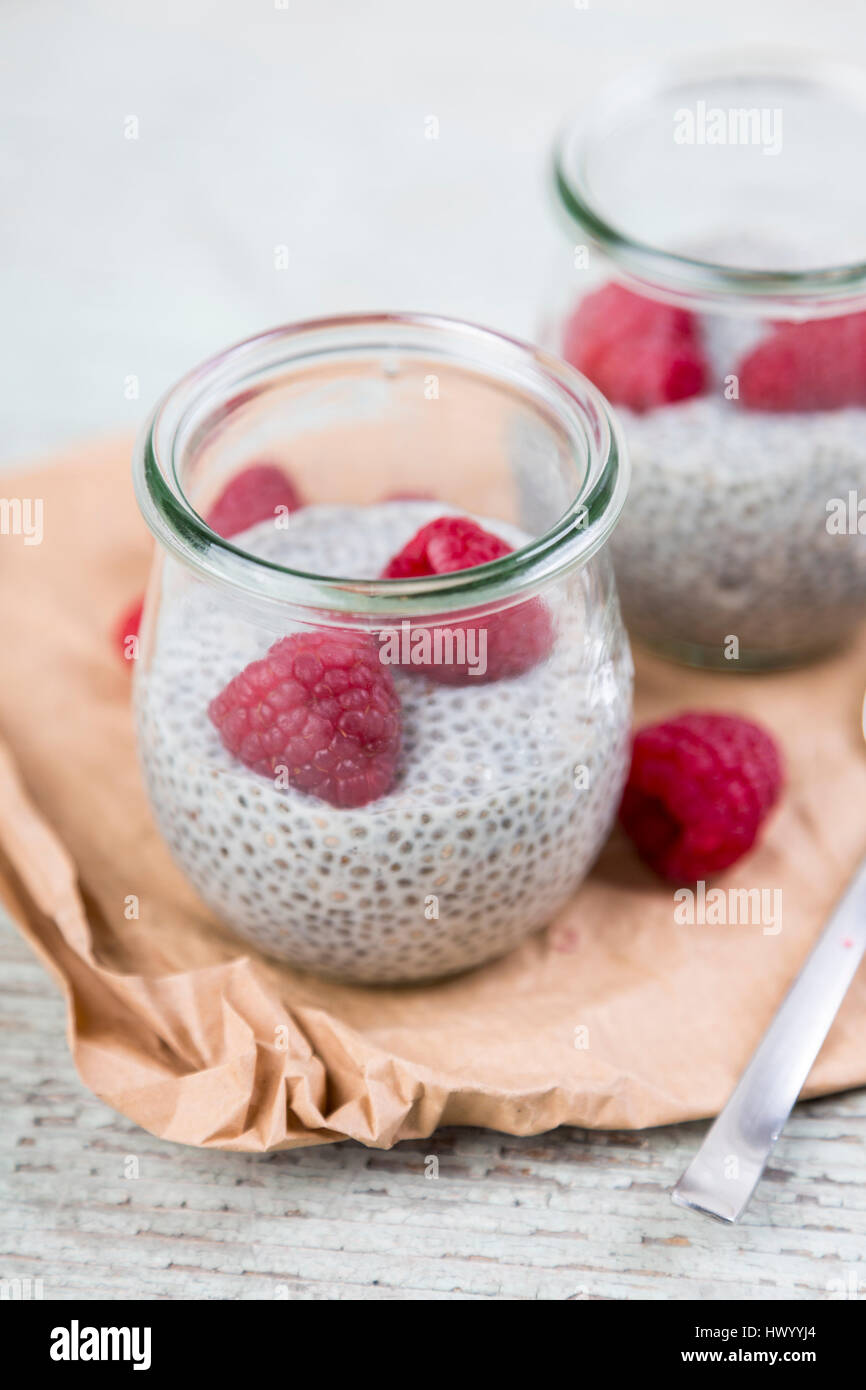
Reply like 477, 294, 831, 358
135, 502, 632, 982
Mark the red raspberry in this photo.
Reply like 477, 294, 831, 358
114, 597, 144, 661
736, 312, 866, 411
382, 515, 511, 579
562, 282, 707, 412
208, 629, 402, 808
381, 516, 553, 684
205, 462, 304, 538
619, 712, 783, 882
113, 465, 304, 665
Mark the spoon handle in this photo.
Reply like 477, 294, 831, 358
672, 854, 866, 1223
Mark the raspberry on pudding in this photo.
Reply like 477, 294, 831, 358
205, 462, 304, 538
208, 629, 402, 808
549, 57, 866, 667
736, 312, 866, 413
135, 502, 632, 983
114, 461, 304, 667
131, 314, 632, 984
561, 279, 866, 667
381, 515, 554, 684
562, 283, 708, 413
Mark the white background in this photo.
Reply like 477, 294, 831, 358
3, 0, 865, 461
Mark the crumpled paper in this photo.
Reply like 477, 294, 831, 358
2, 437, 865, 1151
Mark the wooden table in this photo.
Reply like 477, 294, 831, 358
3, 911, 865, 1302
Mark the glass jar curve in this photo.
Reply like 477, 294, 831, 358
132, 313, 633, 983
546, 51, 866, 670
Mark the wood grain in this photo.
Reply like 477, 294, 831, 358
3, 912, 865, 1302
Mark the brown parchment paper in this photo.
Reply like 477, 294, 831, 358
2, 436, 866, 1152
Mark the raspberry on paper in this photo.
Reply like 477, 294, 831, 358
618, 711, 784, 882
114, 597, 144, 661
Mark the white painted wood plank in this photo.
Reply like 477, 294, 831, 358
3, 912, 865, 1300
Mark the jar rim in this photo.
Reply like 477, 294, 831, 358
133, 312, 629, 621
553, 47, 866, 316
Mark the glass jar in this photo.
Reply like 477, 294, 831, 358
546, 52, 866, 670
131, 313, 632, 984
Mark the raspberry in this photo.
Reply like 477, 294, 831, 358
382, 515, 511, 579
618, 712, 783, 882
113, 464, 304, 665
562, 282, 707, 412
208, 629, 402, 808
114, 597, 144, 661
205, 462, 304, 538
381, 516, 553, 684
736, 312, 866, 411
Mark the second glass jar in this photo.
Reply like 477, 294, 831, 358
546, 52, 866, 669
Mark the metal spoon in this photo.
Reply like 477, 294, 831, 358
672, 852, 866, 1223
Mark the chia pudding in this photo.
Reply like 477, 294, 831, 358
611, 308, 866, 664
550, 56, 866, 667
135, 501, 633, 983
